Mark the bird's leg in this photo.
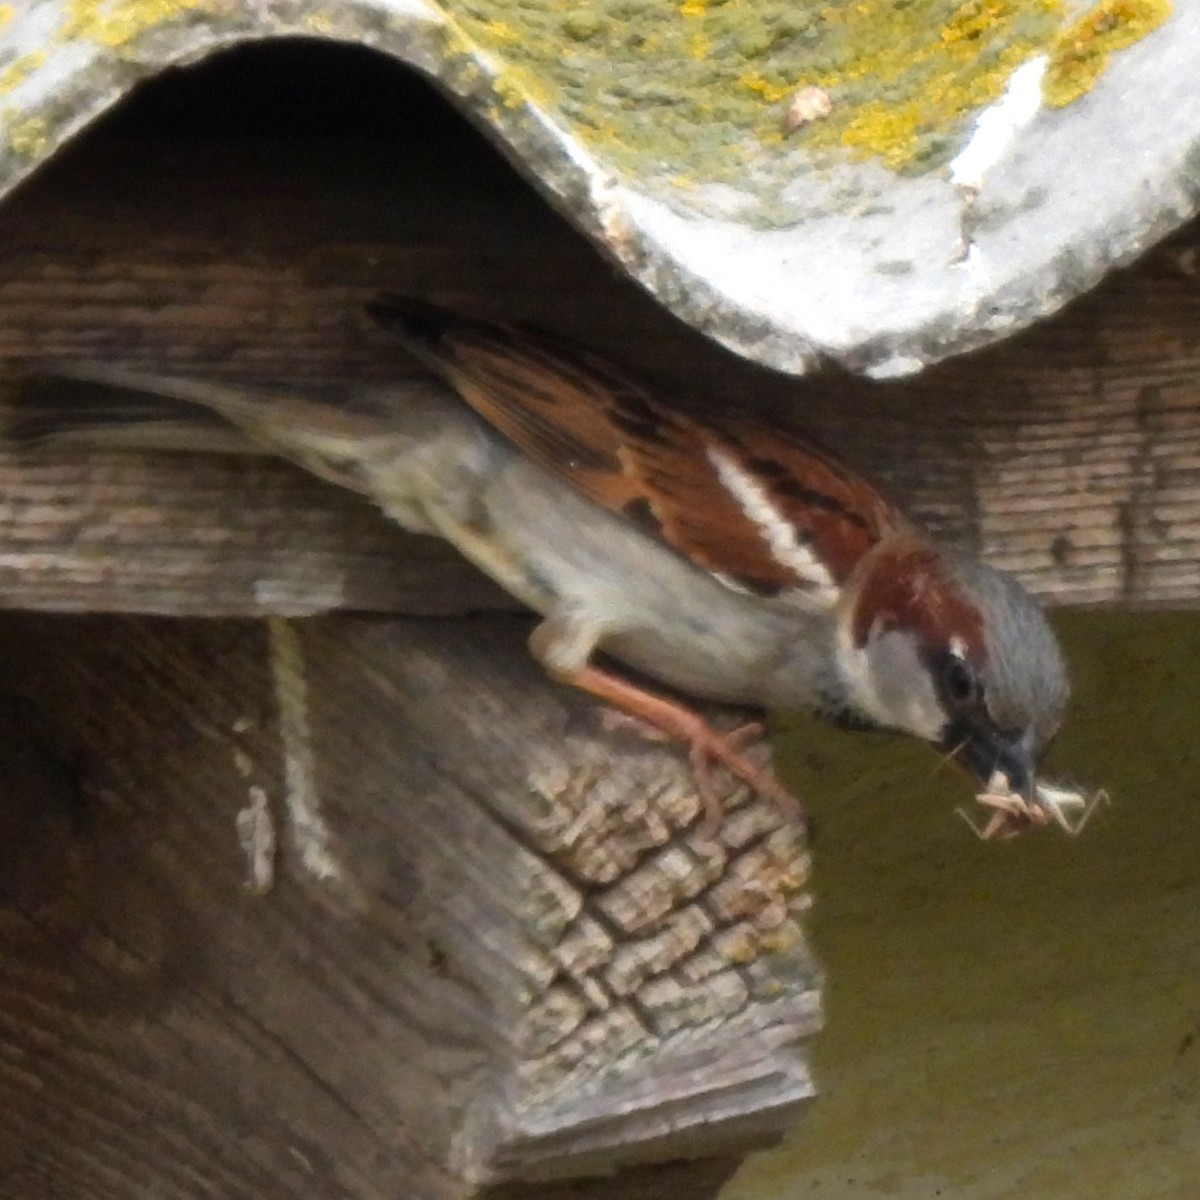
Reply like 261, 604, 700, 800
529, 611, 805, 835
598, 709, 764, 753
566, 665, 804, 835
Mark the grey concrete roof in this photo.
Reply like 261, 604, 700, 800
2, 0, 1197, 377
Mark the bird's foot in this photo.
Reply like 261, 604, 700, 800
685, 719, 805, 839
565, 665, 807, 839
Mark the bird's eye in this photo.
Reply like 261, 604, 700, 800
941, 655, 979, 707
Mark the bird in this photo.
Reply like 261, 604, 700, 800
4, 298, 1071, 834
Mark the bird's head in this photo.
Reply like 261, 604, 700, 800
835, 540, 1068, 796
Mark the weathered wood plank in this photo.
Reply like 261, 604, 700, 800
0, 612, 818, 1198
0, 447, 509, 616
0, 134, 1197, 613
0, 109, 829, 1198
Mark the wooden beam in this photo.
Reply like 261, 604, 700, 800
0, 612, 817, 1197
0, 137, 1196, 614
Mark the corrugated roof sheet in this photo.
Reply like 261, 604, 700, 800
2, 0, 1196, 376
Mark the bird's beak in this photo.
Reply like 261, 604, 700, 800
943, 718, 1036, 798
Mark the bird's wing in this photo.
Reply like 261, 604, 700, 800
369, 297, 910, 606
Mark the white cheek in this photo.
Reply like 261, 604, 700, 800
892, 685, 948, 743
838, 631, 946, 743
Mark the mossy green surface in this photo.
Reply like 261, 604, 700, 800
725, 610, 1200, 1198
439, 0, 1170, 215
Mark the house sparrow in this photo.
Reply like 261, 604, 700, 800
5, 299, 1072, 834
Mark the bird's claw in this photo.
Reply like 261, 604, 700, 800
686, 720, 805, 841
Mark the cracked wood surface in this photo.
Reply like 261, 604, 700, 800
0, 613, 818, 1198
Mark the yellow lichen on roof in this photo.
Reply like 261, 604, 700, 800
5, 0, 1172, 224
437, 0, 1173, 203
3, 110, 48, 157
59, 0, 221, 48
304, 11, 339, 36
797, 0, 1061, 170
0, 51, 47, 94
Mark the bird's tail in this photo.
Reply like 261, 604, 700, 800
0, 368, 256, 455
0, 363, 461, 499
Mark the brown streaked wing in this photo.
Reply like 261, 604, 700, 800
433, 323, 900, 596
712, 420, 913, 584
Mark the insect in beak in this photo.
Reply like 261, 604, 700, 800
957, 770, 1109, 840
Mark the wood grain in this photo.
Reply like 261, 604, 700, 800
0, 135, 1196, 615
0, 613, 818, 1198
